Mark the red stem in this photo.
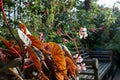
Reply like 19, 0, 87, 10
0, 1, 16, 42
66, 33, 79, 54
0, 0, 23, 58
0, 0, 26, 70
66, 33, 81, 61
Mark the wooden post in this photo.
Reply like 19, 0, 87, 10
93, 58, 99, 80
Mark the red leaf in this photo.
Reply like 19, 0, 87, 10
0, 36, 21, 57
26, 46, 41, 72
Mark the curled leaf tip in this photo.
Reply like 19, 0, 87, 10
18, 21, 27, 34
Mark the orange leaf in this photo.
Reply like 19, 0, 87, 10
26, 46, 41, 72
55, 72, 64, 80
0, 36, 21, 57
64, 49, 75, 64
27, 34, 44, 51
40, 72, 49, 80
18, 21, 26, 34
14, 45, 21, 54
65, 56, 78, 77
26, 46, 49, 80
46, 42, 68, 79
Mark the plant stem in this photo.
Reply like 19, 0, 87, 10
66, 33, 81, 61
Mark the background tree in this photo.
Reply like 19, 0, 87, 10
0, 0, 119, 51
75, 0, 116, 49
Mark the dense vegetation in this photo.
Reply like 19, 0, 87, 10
0, 0, 120, 51
1, 0, 120, 79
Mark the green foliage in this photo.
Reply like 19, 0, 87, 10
74, 0, 116, 49
0, 0, 120, 52
16, 0, 76, 43
103, 6, 120, 52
